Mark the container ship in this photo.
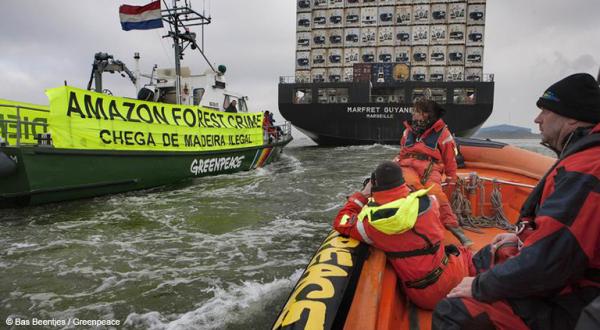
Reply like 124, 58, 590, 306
279, 0, 494, 146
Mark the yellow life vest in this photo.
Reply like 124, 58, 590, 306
357, 188, 431, 235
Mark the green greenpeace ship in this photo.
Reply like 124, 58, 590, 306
0, 2, 292, 208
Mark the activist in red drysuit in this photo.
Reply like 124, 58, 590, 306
333, 161, 473, 310
432, 73, 600, 330
394, 100, 472, 247
263, 111, 276, 143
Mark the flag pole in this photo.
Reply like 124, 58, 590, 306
172, 0, 182, 105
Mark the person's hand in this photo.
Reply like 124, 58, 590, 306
447, 277, 474, 298
361, 180, 372, 197
491, 233, 520, 254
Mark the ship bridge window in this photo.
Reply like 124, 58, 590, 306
371, 89, 405, 103
412, 88, 447, 104
293, 88, 312, 104
223, 95, 240, 110
193, 88, 205, 105
453, 88, 476, 104
317, 88, 349, 104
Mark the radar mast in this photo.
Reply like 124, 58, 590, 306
161, 0, 213, 104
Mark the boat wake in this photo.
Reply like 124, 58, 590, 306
124, 270, 303, 330
333, 143, 398, 152
275, 153, 305, 174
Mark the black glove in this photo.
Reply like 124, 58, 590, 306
361, 177, 371, 190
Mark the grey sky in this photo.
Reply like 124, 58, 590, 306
1, 0, 599, 134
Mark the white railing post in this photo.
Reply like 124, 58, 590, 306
15, 106, 21, 147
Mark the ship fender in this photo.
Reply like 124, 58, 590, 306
0, 151, 16, 178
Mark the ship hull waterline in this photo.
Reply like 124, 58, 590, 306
0, 140, 290, 208
280, 102, 491, 145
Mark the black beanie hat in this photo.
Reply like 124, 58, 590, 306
536, 73, 600, 124
371, 161, 405, 192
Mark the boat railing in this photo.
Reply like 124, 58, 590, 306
264, 121, 293, 144
280, 75, 345, 84
279, 73, 495, 84
0, 103, 50, 147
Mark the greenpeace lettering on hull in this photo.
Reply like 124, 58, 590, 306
190, 156, 245, 175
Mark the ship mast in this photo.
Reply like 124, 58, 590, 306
161, 0, 213, 104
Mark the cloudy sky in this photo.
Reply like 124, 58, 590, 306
1, 0, 599, 134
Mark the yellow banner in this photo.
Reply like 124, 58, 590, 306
46, 86, 264, 151
0, 99, 50, 145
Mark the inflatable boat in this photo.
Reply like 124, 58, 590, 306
273, 138, 555, 330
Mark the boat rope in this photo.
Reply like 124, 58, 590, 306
450, 174, 514, 232
484, 180, 515, 231
450, 178, 483, 233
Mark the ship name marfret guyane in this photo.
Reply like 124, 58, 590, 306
346, 106, 413, 114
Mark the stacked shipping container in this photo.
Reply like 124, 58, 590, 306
295, 0, 486, 83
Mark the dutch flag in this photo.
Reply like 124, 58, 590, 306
119, 1, 163, 31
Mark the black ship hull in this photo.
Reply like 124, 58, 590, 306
279, 80, 494, 146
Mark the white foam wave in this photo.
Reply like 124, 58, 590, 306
288, 137, 316, 147
92, 276, 123, 294
275, 153, 305, 174
197, 180, 266, 198
5, 240, 71, 256
381, 144, 400, 151
4, 242, 39, 256
332, 143, 387, 151
125, 274, 301, 330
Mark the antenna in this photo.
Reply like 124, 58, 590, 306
160, 0, 213, 104
202, 0, 205, 51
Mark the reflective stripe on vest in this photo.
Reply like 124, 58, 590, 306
357, 188, 431, 235
350, 198, 364, 208
339, 214, 351, 225
356, 218, 374, 244
440, 134, 454, 146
